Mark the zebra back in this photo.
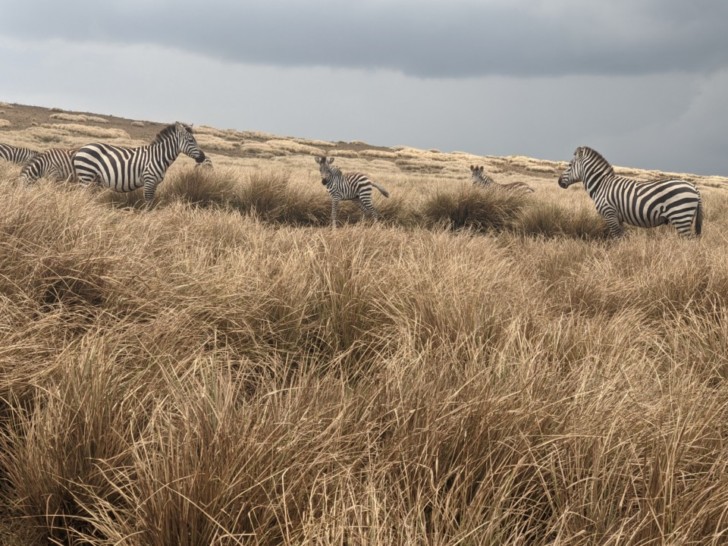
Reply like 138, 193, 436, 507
499, 181, 535, 193
0, 143, 39, 165
470, 165, 533, 193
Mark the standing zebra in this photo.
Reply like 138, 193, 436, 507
315, 156, 389, 227
470, 165, 534, 193
558, 146, 702, 238
20, 148, 76, 183
72, 122, 206, 203
0, 143, 38, 165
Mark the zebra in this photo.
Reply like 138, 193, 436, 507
315, 156, 389, 227
558, 146, 702, 238
470, 165, 534, 193
72, 122, 206, 203
195, 156, 214, 170
0, 143, 39, 165
20, 148, 76, 183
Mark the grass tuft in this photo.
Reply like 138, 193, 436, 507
422, 184, 529, 232
1, 140, 727, 544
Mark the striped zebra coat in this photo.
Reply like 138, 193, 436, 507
72, 122, 206, 203
315, 156, 389, 227
558, 146, 703, 238
470, 165, 534, 193
0, 143, 38, 165
20, 148, 76, 183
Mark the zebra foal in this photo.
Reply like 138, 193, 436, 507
470, 165, 534, 193
20, 148, 76, 183
0, 143, 38, 165
558, 146, 702, 238
315, 156, 389, 227
72, 122, 206, 203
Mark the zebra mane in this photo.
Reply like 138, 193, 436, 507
578, 146, 614, 175
152, 123, 191, 144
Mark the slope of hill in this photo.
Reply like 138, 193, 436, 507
4, 101, 725, 190
2, 102, 728, 545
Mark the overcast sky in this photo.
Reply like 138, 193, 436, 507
1, 0, 727, 175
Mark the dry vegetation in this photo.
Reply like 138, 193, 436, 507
1, 104, 728, 545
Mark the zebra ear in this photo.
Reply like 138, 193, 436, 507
315, 156, 323, 164
327, 157, 335, 164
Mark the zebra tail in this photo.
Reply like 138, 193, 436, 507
695, 200, 703, 236
372, 182, 390, 198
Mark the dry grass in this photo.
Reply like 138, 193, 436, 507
49, 113, 109, 124
2, 111, 728, 544
46, 123, 130, 140
421, 184, 531, 232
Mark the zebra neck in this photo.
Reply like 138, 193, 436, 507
583, 171, 612, 195
147, 139, 180, 166
324, 169, 344, 184
473, 174, 494, 185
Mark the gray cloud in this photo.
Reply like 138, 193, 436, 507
2, 2, 728, 176
2, 0, 728, 78
3, 36, 726, 175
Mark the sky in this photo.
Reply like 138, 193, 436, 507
1, 0, 727, 175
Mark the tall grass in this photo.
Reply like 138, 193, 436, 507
1, 166, 728, 545
421, 184, 529, 232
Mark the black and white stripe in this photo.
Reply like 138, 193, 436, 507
470, 165, 534, 193
0, 143, 38, 165
72, 122, 206, 203
558, 146, 702, 238
20, 148, 75, 183
315, 156, 389, 227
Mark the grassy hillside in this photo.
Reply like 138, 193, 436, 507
1, 103, 728, 545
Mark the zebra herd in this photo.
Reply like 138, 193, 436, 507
0, 126, 704, 237
1, 122, 207, 203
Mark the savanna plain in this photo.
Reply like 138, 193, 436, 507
2, 103, 728, 545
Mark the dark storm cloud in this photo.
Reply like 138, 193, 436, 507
3, 0, 728, 78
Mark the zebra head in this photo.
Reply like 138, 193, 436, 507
173, 122, 206, 164
315, 156, 337, 182
469, 165, 492, 186
559, 146, 613, 189
558, 147, 587, 188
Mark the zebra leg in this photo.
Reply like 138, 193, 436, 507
602, 212, 625, 238
669, 217, 698, 238
331, 199, 339, 228
143, 177, 159, 204
48, 166, 62, 182
354, 197, 379, 221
